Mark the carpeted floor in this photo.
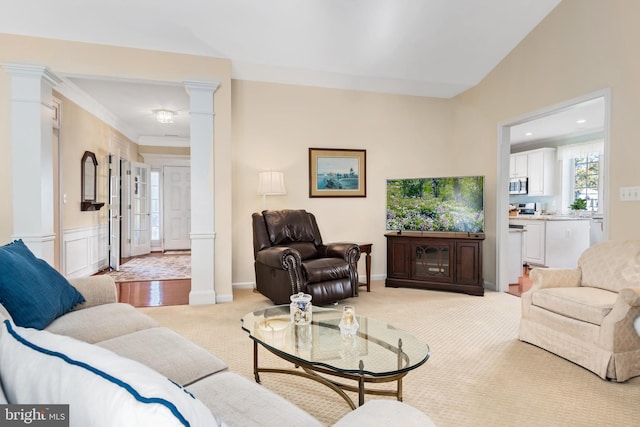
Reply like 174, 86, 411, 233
139, 281, 640, 426
104, 254, 190, 282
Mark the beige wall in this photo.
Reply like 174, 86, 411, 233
232, 80, 454, 284
55, 92, 138, 229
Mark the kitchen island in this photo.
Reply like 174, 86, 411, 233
509, 215, 591, 268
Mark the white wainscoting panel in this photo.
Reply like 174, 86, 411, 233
63, 224, 109, 278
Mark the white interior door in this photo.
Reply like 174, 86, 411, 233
163, 165, 191, 250
130, 162, 151, 256
108, 154, 121, 271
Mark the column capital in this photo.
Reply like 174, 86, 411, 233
2, 64, 61, 87
184, 80, 220, 95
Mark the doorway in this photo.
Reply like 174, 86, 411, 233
496, 90, 610, 292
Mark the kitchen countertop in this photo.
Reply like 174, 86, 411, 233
509, 215, 593, 221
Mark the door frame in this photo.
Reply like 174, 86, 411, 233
108, 133, 131, 270
495, 89, 611, 292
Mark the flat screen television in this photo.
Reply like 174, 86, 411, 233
386, 176, 484, 233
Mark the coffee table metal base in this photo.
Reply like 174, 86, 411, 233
252, 341, 407, 409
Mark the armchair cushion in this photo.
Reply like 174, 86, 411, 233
532, 287, 617, 326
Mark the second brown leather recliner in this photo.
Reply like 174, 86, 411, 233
252, 209, 361, 305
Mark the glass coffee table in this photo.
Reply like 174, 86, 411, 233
241, 305, 430, 409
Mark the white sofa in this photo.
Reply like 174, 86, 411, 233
0, 275, 434, 426
519, 240, 640, 382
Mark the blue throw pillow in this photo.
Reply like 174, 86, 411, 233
0, 240, 85, 329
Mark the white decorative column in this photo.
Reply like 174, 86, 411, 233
185, 81, 220, 305
4, 65, 60, 264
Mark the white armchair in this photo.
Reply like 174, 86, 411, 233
519, 240, 640, 382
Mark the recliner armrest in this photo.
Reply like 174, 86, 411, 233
319, 242, 361, 264
255, 246, 302, 269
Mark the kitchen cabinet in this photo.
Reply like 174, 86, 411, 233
521, 221, 545, 265
526, 148, 556, 196
510, 218, 590, 268
509, 153, 528, 178
385, 233, 485, 296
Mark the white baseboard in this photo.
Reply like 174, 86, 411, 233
232, 281, 255, 290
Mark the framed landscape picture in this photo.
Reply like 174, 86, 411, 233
309, 148, 366, 197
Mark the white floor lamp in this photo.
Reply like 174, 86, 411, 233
257, 171, 287, 209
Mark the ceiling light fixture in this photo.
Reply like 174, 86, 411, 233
525, 132, 533, 136
576, 119, 587, 124
155, 110, 175, 124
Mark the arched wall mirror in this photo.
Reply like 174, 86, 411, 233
81, 151, 105, 211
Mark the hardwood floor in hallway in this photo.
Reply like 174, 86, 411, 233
118, 279, 190, 307
98, 252, 191, 307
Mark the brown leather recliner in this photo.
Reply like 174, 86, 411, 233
252, 209, 361, 305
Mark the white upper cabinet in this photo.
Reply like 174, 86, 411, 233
509, 153, 528, 178
527, 148, 556, 196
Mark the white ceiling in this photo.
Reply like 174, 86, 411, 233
1, 0, 564, 145
510, 97, 605, 146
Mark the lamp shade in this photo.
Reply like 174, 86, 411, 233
257, 171, 286, 195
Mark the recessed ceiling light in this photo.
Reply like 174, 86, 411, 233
576, 119, 587, 124
525, 132, 533, 136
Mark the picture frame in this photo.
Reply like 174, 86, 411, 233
308, 148, 366, 197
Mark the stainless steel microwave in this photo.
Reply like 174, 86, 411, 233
509, 178, 528, 195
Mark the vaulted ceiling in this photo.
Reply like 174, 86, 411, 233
1, 0, 563, 144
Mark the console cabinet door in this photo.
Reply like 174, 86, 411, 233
412, 240, 454, 282
455, 241, 481, 285
387, 237, 411, 279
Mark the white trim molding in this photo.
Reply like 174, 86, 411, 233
63, 224, 109, 278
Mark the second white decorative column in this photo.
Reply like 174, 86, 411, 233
185, 80, 220, 305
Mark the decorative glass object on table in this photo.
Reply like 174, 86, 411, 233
339, 305, 359, 336
290, 292, 312, 325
